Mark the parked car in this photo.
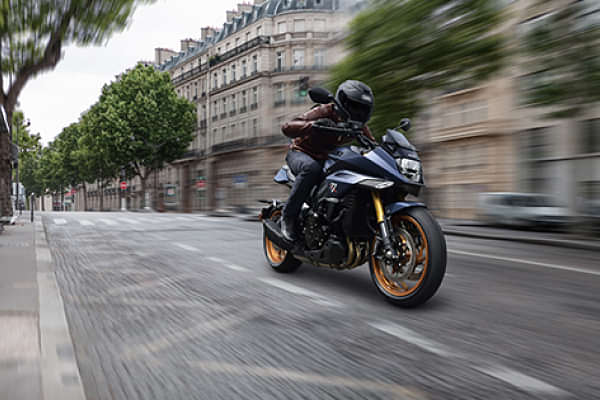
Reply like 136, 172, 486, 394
478, 192, 571, 230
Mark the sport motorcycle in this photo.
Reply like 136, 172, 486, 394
260, 87, 446, 307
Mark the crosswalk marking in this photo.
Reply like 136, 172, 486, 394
80, 220, 94, 226
120, 217, 140, 224
97, 218, 117, 226
53, 218, 67, 225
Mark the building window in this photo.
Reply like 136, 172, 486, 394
235, 38, 240, 47
277, 21, 286, 34
222, 98, 227, 117
246, 32, 250, 42
194, 82, 198, 98
276, 51, 285, 72
314, 18, 325, 32
231, 94, 236, 112
241, 121, 247, 137
252, 54, 258, 73
222, 68, 227, 86
293, 49, 304, 69
252, 87, 258, 105
241, 90, 247, 109
213, 73, 218, 89
294, 19, 305, 32
253, 119, 258, 136
231, 124, 236, 139
212, 128, 217, 146
212, 101, 217, 118
314, 48, 325, 67
275, 84, 285, 105
231, 63, 236, 81
242, 59, 247, 77
221, 127, 226, 142
256, 25, 262, 36
202, 104, 207, 120
580, 119, 600, 154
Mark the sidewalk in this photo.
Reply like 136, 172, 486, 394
439, 219, 600, 252
0, 215, 85, 400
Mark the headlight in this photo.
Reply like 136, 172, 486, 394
358, 179, 394, 190
397, 158, 421, 183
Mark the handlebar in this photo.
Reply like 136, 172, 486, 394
312, 121, 378, 150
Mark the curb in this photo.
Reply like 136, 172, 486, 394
443, 228, 600, 252
34, 216, 87, 400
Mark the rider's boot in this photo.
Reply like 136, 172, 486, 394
281, 216, 297, 242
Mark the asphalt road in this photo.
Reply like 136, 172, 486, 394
42, 211, 600, 399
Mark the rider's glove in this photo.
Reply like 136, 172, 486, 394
312, 118, 338, 134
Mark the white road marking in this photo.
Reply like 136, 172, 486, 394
224, 264, 249, 272
174, 243, 201, 252
120, 217, 140, 225
448, 249, 600, 277
259, 278, 342, 307
79, 220, 94, 226
369, 322, 456, 357
371, 321, 569, 396
53, 218, 67, 225
208, 256, 226, 264
477, 366, 568, 396
97, 218, 117, 226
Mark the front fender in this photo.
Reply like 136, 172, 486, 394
385, 201, 426, 217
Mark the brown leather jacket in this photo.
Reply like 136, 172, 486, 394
281, 103, 375, 160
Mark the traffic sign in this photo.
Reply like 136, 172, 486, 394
120, 181, 127, 190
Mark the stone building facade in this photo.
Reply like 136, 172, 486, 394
78, 0, 356, 213
416, 0, 600, 220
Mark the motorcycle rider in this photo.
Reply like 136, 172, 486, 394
280, 80, 376, 241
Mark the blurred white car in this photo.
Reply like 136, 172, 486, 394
478, 192, 571, 229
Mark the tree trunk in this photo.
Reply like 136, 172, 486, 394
60, 187, 64, 212
41, 194, 45, 211
83, 183, 88, 211
99, 180, 104, 211
0, 105, 14, 219
153, 169, 158, 211
140, 176, 146, 209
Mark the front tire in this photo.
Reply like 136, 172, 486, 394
369, 207, 446, 307
262, 210, 301, 273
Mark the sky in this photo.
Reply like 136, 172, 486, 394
17, 0, 240, 145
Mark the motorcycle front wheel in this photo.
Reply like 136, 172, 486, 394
369, 207, 446, 307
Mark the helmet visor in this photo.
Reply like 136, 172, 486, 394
345, 100, 372, 123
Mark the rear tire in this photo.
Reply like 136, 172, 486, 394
369, 207, 446, 308
262, 210, 301, 273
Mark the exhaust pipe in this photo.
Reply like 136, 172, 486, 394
263, 219, 293, 251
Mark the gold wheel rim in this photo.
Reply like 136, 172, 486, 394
372, 215, 429, 297
265, 210, 288, 264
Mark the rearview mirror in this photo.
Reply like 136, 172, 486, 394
309, 87, 333, 104
398, 118, 411, 132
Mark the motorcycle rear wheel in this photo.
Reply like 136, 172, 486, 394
263, 210, 301, 273
369, 207, 446, 307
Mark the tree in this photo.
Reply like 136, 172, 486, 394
11, 110, 43, 203
0, 0, 154, 217
92, 64, 196, 209
521, 1, 600, 118
329, 0, 507, 137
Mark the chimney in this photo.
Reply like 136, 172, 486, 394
201, 27, 217, 40
238, 3, 253, 13
154, 48, 176, 65
180, 38, 200, 52
226, 10, 238, 23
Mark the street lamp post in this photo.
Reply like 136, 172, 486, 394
15, 118, 31, 215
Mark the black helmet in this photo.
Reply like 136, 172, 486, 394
335, 80, 374, 123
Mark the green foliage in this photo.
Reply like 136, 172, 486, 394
93, 64, 197, 180
329, 0, 506, 137
11, 110, 43, 194
521, 2, 600, 118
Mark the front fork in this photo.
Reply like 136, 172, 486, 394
371, 191, 399, 261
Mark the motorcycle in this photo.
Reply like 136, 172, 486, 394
260, 87, 446, 307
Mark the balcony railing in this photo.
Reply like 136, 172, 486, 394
172, 63, 208, 85
220, 113, 227, 119
209, 36, 271, 67
229, 110, 236, 117
209, 70, 262, 94
274, 100, 286, 107
239, 106, 247, 114
210, 135, 289, 155
199, 120, 207, 129
250, 103, 258, 110
272, 65, 329, 74
212, 115, 218, 122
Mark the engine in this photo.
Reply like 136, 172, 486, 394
303, 211, 328, 250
